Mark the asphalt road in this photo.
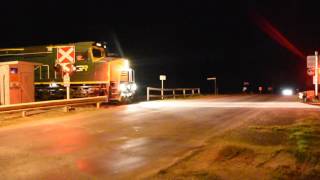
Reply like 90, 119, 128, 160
0, 95, 319, 179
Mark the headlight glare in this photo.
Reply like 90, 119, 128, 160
119, 84, 126, 91
131, 83, 137, 91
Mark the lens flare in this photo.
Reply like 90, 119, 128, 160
250, 11, 305, 60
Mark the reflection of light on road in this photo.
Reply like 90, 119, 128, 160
110, 138, 149, 173
75, 138, 149, 175
141, 102, 167, 109
137, 101, 320, 109
76, 159, 95, 174
121, 137, 148, 149
39, 125, 89, 155
112, 156, 144, 172
124, 104, 141, 113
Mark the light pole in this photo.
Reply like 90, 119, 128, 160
207, 77, 217, 95
159, 75, 166, 99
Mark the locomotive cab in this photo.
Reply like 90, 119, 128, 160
108, 58, 137, 102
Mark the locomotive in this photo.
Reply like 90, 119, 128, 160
0, 41, 137, 102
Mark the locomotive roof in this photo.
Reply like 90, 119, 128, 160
0, 41, 95, 53
0, 41, 99, 54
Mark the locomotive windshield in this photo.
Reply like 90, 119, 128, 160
92, 48, 103, 58
120, 71, 129, 82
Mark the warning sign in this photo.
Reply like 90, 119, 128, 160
57, 46, 75, 73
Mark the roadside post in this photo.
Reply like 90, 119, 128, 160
207, 77, 217, 95
159, 75, 166, 99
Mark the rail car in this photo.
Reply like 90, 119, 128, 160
0, 41, 137, 102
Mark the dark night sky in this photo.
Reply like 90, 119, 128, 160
0, 1, 319, 93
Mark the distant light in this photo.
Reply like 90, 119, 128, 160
96, 43, 102, 47
298, 92, 304, 99
282, 89, 293, 96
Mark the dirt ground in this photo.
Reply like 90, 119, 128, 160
151, 111, 320, 180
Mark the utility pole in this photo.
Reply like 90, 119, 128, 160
316, 51, 318, 99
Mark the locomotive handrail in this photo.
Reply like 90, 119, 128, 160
147, 87, 200, 101
0, 96, 108, 117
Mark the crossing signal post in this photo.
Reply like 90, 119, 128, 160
63, 73, 71, 100
307, 51, 319, 99
57, 46, 75, 100
316, 51, 319, 99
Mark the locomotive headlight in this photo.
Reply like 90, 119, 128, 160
119, 84, 127, 91
131, 83, 137, 91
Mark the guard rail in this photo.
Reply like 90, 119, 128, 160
147, 87, 200, 101
0, 96, 108, 117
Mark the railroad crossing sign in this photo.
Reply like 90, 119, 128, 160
308, 52, 320, 97
57, 46, 75, 73
307, 55, 320, 68
313, 76, 320, 84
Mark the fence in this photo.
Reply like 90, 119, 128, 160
0, 96, 108, 117
147, 87, 200, 101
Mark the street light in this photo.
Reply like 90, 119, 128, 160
207, 77, 217, 95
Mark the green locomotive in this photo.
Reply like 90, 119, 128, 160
0, 41, 137, 102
